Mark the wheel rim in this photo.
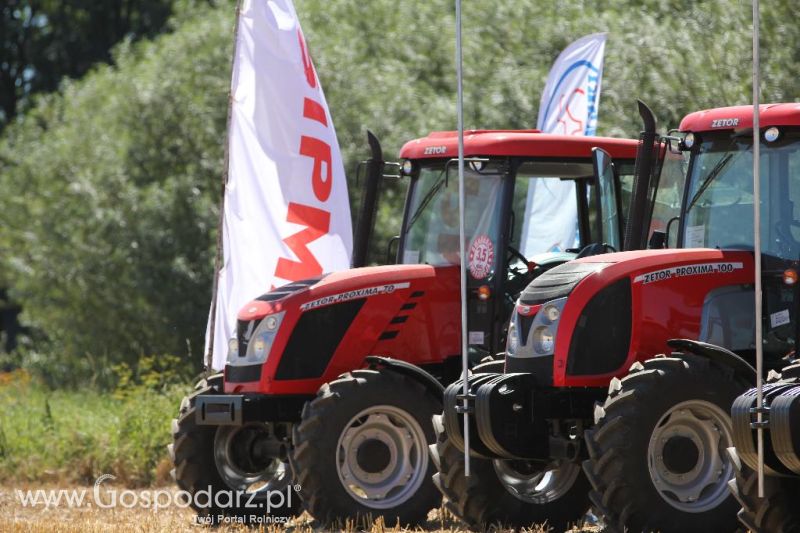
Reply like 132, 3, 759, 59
335, 405, 428, 509
493, 459, 581, 504
214, 422, 292, 495
647, 399, 734, 512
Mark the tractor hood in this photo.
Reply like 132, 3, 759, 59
238, 264, 444, 321
542, 247, 755, 388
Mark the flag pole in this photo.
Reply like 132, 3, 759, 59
206, 0, 242, 370
751, 0, 765, 498
454, 0, 470, 477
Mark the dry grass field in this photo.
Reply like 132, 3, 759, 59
1, 483, 599, 533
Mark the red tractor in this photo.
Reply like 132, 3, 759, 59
169, 129, 639, 525
723, 108, 800, 531
434, 102, 800, 532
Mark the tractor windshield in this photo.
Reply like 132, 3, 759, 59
682, 130, 800, 260
401, 161, 505, 269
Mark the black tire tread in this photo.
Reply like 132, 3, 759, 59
291, 369, 440, 528
584, 353, 748, 533
729, 447, 800, 533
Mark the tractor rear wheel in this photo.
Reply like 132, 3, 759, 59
584, 354, 748, 533
431, 414, 590, 530
290, 369, 440, 527
169, 374, 298, 524
728, 447, 800, 533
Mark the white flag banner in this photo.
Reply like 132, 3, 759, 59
206, 0, 352, 370
520, 33, 607, 257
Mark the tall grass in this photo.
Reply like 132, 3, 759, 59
0, 369, 186, 486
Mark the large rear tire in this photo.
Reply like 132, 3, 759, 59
584, 354, 748, 533
290, 369, 441, 528
169, 374, 299, 525
431, 414, 590, 531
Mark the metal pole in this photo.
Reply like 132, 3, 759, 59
455, 0, 470, 477
206, 0, 243, 370
751, 0, 765, 498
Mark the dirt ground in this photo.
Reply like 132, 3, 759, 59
1, 483, 599, 533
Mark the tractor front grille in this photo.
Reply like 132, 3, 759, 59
274, 299, 365, 380
567, 278, 632, 376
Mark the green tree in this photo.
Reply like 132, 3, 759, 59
0, 0, 220, 129
1, 0, 798, 384
0, 2, 233, 384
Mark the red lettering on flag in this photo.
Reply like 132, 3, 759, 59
297, 29, 317, 89
303, 97, 327, 126
299, 135, 332, 202
274, 202, 331, 281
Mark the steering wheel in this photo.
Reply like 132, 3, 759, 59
724, 243, 754, 250
576, 242, 617, 258
504, 245, 535, 304
506, 245, 530, 273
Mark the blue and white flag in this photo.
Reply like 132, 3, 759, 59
519, 33, 607, 257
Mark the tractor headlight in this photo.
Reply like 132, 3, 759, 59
246, 311, 285, 363
543, 304, 561, 323
764, 126, 781, 143
525, 296, 567, 357
227, 337, 239, 359
227, 311, 286, 365
507, 321, 519, 354
532, 326, 555, 354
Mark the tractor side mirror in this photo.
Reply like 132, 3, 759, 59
387, 235, 400, 264
592, 147, 622, 251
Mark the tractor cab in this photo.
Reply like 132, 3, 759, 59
432, 103, 800, 533
611, 103, 800, 364
677, 106, 800, 360
396, 130, 638, 358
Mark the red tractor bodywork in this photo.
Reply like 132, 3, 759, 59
550, 249, 753, 387
437, 103, 800, 531
223, 130, 638, 396
229, 264, 460, 395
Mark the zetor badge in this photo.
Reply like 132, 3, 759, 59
469, 234, 494, 279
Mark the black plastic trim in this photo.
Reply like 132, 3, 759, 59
225, 364, 262, 383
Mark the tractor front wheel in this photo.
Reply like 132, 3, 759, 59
728, 447, 800, 533
169, 374, 298, 524
584, 354, 748, 533
290, 369, 441, 527
431, 414, 590, 530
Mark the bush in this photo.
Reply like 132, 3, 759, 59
0, 370, 187, 485
0, 3, 234, 381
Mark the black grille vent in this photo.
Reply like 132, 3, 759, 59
567, 278, 632, 375
517, 314, 535, 346
275, 299, 365, 380
237, 319, 259, 359
226, 363, 262, 383
255, 276, 324, 302
520, 262, 608, 306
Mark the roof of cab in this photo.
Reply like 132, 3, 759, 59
680, 103, 800, 132
399, 130, 639, 160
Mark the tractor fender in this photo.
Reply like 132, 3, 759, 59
364, 355, 445, 397
667, 338, 756, 384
